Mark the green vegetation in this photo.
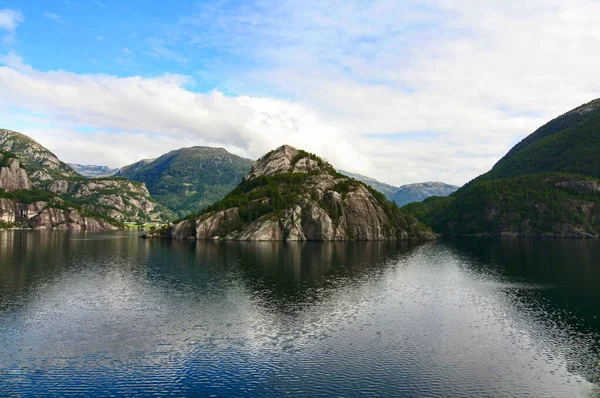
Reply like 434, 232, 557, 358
200, 172, 317, 224
0, 150, 18, 168
0, 188, 55, 204
405, 173, 600, 235
479, 100, 600, 182
405, 98, 600, 236
0, 129, 79, 182
116, 146, 253, 217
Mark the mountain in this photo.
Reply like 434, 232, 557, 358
480, 98, 600, 181
146, 145, 435, 241
393, 182, 459, 207
0, 129, 163, 230
115, 147, 254, 217
338, 170, 458, 206
404, 98, 600, 237
68, 163, 119, 178
338, 170, 398, 200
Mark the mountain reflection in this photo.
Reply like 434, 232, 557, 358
1, 231, 599, 396
142, 239, 422, 312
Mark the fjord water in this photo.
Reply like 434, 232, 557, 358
1, 232, 599, 397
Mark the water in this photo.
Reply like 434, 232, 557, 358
1, 231, 599, 397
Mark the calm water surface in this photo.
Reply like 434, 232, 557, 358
0, 231, 599, 396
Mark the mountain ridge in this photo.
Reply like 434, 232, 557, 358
115, 146, 254, 217
146, 145, 435, 241
404, 98, 600, 237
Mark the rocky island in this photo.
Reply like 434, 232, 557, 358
146, 145, 435, 241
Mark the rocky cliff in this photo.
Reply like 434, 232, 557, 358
1, 129, 164, 229
0, 156, 32, 191
146, 145, 435, 241
0, 158, 117, 230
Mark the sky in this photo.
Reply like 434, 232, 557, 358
1, 0, 600, 187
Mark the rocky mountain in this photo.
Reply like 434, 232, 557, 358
115, 147, 254, 217
0, 129, 163, 230
146, 145, 435, 241
68, 163, 119, 178
338, 170, 398, 200
393, 182, 459, 207
405, 98, 600, 237
338, 170, 458, 207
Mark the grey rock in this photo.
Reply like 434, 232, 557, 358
0, 158, 32, 191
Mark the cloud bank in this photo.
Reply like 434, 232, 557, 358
2, 1, 600, 186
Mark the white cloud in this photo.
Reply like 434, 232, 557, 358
165, 0, 600, 185
0, 54, 369, 172
43, 12, 65, 24
0, 8, 22, 32
3, 1, 600, 187
0, 8, 23, 44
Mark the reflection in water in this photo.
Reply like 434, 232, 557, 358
0, 231, 599, 396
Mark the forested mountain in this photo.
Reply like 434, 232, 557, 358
405, 98, 600, 237
116, 147, 254, 217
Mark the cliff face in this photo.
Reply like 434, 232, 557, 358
0, 157, 32, 191
0, 157, 118, 231
148, 145, 435, 241
0, 198, 117, 231
1, 129, 163, 229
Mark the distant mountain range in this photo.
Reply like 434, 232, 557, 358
405, 98, 600, 237
339, 170, 458, 206
68, 163, 119, 178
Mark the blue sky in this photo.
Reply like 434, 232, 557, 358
1, 1, 600, 186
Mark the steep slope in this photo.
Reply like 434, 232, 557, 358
0, 129, 80, 185
338, 170, 398, 200
480, 98, 600, 181
0, 129, 164, 229
393, 182, 459, 207
68, 163, 119, 178
0, 154, 117, 230
116, 147, 254, 217
404, 99, 600, 237
147, 145, 435, 241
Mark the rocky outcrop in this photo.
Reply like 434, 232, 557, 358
0, 157, 32, 191
0, 129, 79, 186
147, 145, 436, 241
1, 129, 163, 224
0, 197, 117, 231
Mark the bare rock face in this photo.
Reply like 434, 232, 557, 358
344, 185, 390, 240
0, 197, 116, 231
556, 179, 600, 194
48, 180, 72, 194
244, 145, 300, 181
148, 145, 436, 241
0, 158, 32, 191
1, 129, 161, 225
